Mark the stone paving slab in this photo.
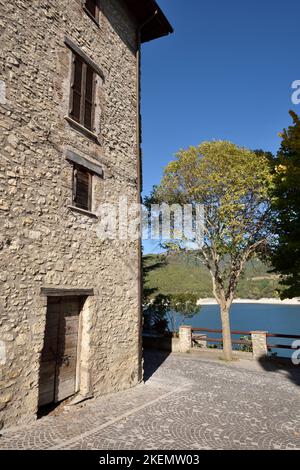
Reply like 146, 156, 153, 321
1, 352, 300, 450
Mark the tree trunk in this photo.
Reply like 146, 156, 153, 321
220, 303, 233, 361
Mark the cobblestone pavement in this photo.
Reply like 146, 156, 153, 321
1, 351, 300, 450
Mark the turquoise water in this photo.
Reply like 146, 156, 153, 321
180, 303, 300, 358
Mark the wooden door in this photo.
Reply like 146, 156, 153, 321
38, 296, 82, 407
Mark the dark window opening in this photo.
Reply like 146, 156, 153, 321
70, 53, 95, 132
84, 0, 100, 22
73, 166, 92, 212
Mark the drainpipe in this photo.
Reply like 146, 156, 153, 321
136, 11, 158, 383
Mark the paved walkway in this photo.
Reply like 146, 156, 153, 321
1, 351, 300, 450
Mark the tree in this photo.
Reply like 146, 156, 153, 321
271, 111, 300, 298
143, 292, 199, 336
143, 293, 170, 335
149, 141, 273, 361
167, 293, 199, 334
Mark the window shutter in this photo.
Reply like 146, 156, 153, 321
74, 167, 91, 211
70, 55, 83, 123
84, 66, 94, 130
68, 48, 98, 132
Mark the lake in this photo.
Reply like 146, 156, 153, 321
177, 303, 300, 358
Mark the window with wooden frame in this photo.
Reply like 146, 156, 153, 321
84, 0, 100, 23
72, 165, 93, 212
69, 53, 96, 132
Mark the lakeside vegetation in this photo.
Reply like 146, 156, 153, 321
143, 253, 280, 301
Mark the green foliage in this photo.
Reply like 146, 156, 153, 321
239, 336, 253, 353
143, 294, 170, 334
169, 293, 199, 316
143, 253, 279, 299
143, 283, 200, 335
271, 111, 300, 298
167, 292, 200, 333
154, 141, 273, 255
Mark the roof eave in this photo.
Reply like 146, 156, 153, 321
122, 0, 174, 43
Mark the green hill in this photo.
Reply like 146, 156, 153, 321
143, 253, 280, 300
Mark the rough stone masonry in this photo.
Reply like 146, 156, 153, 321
0, 0, 172, 428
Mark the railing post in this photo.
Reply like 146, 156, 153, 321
179, 326, 192, 353
250, 331, 268, 359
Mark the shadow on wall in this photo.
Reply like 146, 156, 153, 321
258, 356, 300, 388
101, 0, 137, 55
37, 297, 68, 418
143, 349, 171, 382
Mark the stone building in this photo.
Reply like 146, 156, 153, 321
0, 0, 172, 428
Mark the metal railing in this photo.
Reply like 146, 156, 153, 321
191, 328, 300, 351
192, 328, 252, 348
266, 333, 300, 350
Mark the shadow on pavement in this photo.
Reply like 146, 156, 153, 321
258, 356, 300, 387
143, 350, 171, 382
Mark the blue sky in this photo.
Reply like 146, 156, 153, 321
141, 0, 300, 199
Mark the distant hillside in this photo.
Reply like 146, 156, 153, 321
143, 253, 280, 300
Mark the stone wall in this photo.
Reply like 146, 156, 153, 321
0, 0, 142, 428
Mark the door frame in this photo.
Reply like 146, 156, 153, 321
39, 288, 94, 406
75, 302, 84, 394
